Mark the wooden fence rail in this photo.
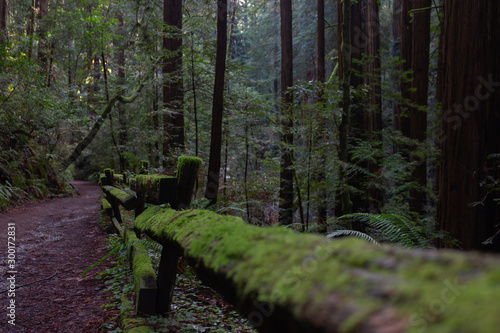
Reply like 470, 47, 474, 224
100, 156, 500, 333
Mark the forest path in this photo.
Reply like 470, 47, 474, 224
0, 181, 116, 332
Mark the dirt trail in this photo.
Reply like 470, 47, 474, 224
0, 181, 115, 333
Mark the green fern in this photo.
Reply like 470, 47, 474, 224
327, 230, 379, 245
337, 213, 432, 248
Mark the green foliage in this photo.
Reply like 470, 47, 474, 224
327, 229, 379, 245
334, 213, 432, 248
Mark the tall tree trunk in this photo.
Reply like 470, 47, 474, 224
400, 0, 431, 214
163, 0, 184, 166
399, 0, 412, 139
0, 0, 7, 45
365, 0, 382, 213
337, 0, 365, 216
37, 0, 48, 71
338, 0, 353, 217
438, 1, 500, 251
408, 0, 431, 214
205, 0, 228, 205
116, 12, 128, 172
392, 0, 402, 148
315, 0, 327, 226
278, 0, 294, 225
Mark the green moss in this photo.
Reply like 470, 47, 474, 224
124, 229, 157, 299
109, 187, 133, 202
177, 155, 202, 179
135, 206, 500, 332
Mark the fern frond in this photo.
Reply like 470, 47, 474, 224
327, 230, 379, 245
337, 213, 431, 248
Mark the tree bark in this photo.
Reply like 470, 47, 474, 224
0, 0, 6, 45
338, 0, 353, 216
278, 0, 294, 225
399, 0, 412, 138
408, 0, 431, 214
205, 0, 228, 205
392, 0, 402, 148
365, 0, 382, 213
116, 12, 128, 172
163, 0, 184, 165
438, 0, 500, 251
315, 0, 327, 226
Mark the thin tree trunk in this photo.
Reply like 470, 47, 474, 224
365, 0, 382, 213
408, 0, 431, 214
278, 0, 294, 225
205, 0, 228, 205
163, 0, 184, 166
338, 0, 353, 216
116, 12, 128, 172
315, 0, 327, 227
399, 0, 412, 138
0, 0, 6, 45
392, 0, 402, 151
190, 34, 199, 157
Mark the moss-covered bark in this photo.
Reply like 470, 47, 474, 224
135, 206, 500, 333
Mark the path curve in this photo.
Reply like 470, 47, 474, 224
1, 181, 115, 332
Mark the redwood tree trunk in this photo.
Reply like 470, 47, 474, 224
399, 0, 412, 138
163, 0, 184, 164
315, 0, 327, 226
409, 0, 431, 214
116, 12, 128, 172
0, 0, 6, 45
365, 0, 382, 212
438, 0, 500, 251
336, 0, 364, 216
205, 0, 228, 205
400, 0, 431, 214
278, 0, 294, 225
392, 0, 402, 146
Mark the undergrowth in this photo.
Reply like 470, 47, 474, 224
94, 212, 256, 333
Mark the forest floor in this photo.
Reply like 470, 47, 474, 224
0, 181, 118, 332
0, 181, 256, 333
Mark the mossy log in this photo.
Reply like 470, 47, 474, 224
102, 185, 137, 211
135, 206, 500, 333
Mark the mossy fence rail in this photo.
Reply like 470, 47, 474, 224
99, 156, 500, 333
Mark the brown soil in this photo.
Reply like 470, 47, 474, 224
0, 181, 117, 333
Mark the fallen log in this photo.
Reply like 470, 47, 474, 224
135, 206, 500, 333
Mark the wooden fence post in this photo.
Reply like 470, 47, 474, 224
156, 243, 182, 315
176, 156, 202, 209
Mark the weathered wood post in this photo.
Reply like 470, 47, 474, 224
139, 160, 149, 175
104, 168, 114, 186
155, 156, 202, 315
176, 155, 202, 209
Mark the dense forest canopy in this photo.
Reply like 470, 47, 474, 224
0, 0, 499, 251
